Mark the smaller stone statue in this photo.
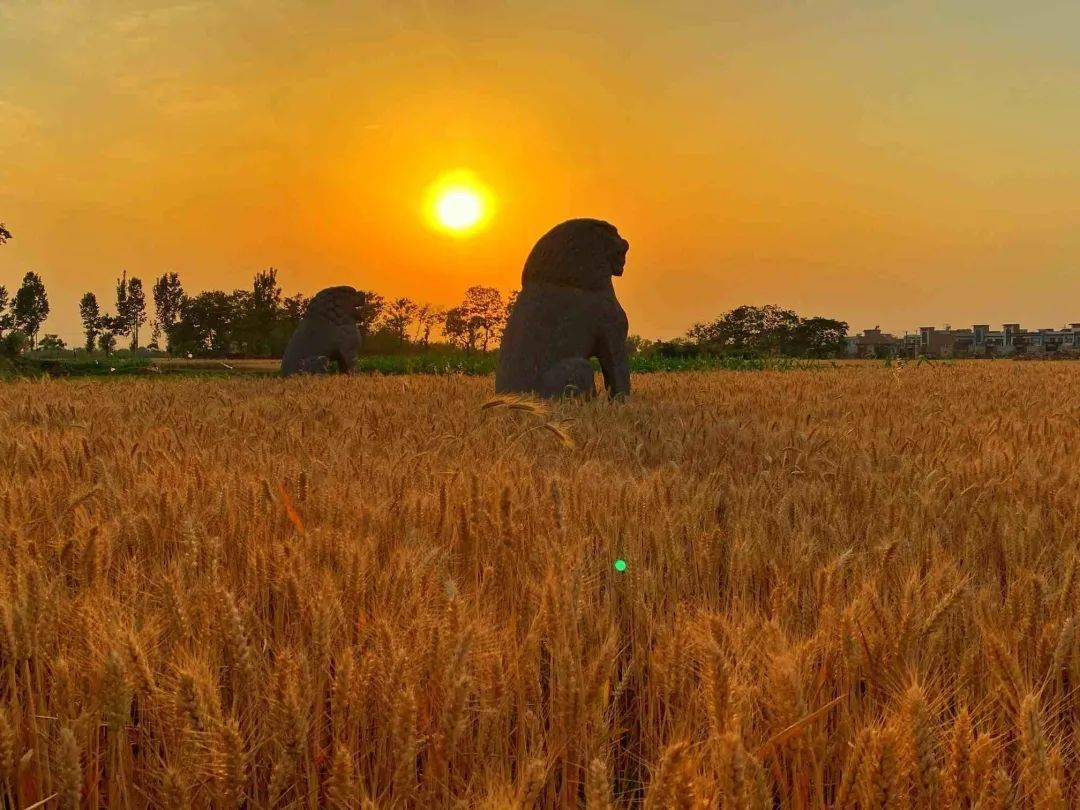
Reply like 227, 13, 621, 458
281, 286, 364, 376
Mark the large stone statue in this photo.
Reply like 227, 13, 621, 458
281, 286, 364, 376
496, 218, 630, 398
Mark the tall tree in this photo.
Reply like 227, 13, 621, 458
0, 286, 11, 334
152, 272, 185, 352
244, 268, 283, 355
12, 271, 49, 349
126, 276, 147, 349
384, 297, 418, 345
114, 271, 131, 345
79, 292, 101, 352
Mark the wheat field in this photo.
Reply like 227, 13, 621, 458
1, 362, 1078, 809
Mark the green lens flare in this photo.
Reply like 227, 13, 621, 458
614, 559, 627, 572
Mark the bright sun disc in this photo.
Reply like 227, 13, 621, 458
425, 170, 493, 236
436, 189, 482, 230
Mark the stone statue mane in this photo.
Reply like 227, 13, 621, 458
521, 218, 628, 291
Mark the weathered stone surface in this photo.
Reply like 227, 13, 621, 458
496, 219, 630, 398
281, 286, 364, 376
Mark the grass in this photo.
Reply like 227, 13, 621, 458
7, 350, 826, 379
1, 361, 1078, 806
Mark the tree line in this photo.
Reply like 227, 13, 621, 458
70, 269, 516, 357
3, 222, 849, 359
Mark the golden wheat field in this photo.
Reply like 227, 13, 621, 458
1, 362, 1079, 809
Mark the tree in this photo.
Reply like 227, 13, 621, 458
687, 305, 850, 356
95, 313, 127, 354
384, 297, 418, 345
167, 290, 245, 356
282, 293, 309, 324
0, 286, 11, 334
460, 286, 505, 352
790, 316, 849, 357
0, 223, 11, 244
687, 305, 800, 354
414, 304, 446, 347
98, 327, 117, 355
355, 291, 384, 338
79, 292, 101, 352
240, 268, 283, 355
442, 306, 471, 351
38, 334, 66, 352
113, 271, 131, 345
12, 271, 49, 349
126, 276, 147, 349
152, 272, 185, 351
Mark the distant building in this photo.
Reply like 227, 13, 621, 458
846, 322, 1080, 358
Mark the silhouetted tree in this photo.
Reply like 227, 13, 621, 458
79, 292, 101, 352
98, 326, 117, 355
112, 271, 147, 348
460, 286, 505, 352
687, 305, 798, 353
687, 305, 848, 357
442, 306, 472, 351
168, 290, 245, 356
282, 293, 309, 324
790, 316, 849, 357
0, 286, 11, 335
97, 313, 128, 354
38, 334, 66, 352
127, 277, 147, 349
355, 291, 384, 339
239, 268, 283, 355
12, 271, 49, 349
152, 272, 185, 351
0, 224, 11, 244
414, 303, 446, 347
384, 297, 418, 345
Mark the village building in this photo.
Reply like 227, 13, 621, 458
846, 323, 1080, 358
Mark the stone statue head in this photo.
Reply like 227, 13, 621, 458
521, 219, 629, 291
306, 286, 364, 324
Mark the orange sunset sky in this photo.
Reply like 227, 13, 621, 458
2, 1, 1079, 344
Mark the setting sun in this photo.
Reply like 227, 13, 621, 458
436, 189, 482, 231
425, 170, 493, 236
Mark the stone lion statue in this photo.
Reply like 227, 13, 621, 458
281, 286, 364, 376
496, 218, 630, 398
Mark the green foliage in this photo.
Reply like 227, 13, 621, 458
687, 304, 848, 357
79, 292, 101, 352
443, 286, 507, 352
0, 285, 11, 333
383, 297, 418, 345
152, 272, 185, 350
1, 330, 28, 358
37, 334, 67, 352
11, 271, 49, 349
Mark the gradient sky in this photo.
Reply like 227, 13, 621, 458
2, 1, 1079, 344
